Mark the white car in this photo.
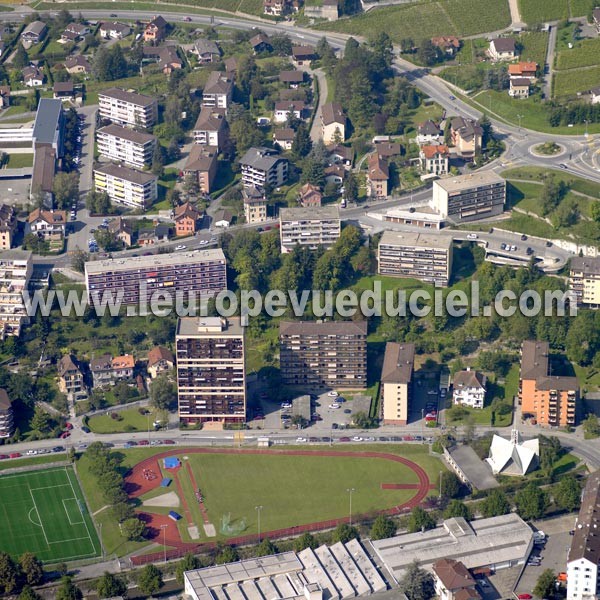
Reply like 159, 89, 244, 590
327, 391, 339, 397
281, 402, 292, 409
175, 245, 186, 251
427, 389, 438, 395
296, 437, 308, 443
352, 436, 363, 442
26, 449, 37, 455
467, 233, 478, 240
199, 239, 209, 245
328, 403, 341, 409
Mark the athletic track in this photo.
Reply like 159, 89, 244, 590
124, 448, 432, 565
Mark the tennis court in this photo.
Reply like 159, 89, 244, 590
0, 466, 101, 562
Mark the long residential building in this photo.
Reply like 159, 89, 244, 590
0, 249, 33, 339
279, 320, 367, 390
570, 256, 600, 308
381, 342, 415, 425
431, 171, 506, 222
279, 206, 340, 253
84, 248, 227, 306
93, 163, 157, 209
98, 88, 158, 128
519, 340, 579, 427
240, 147, 288, 190
176, 317, 246, 425
96, 124, 156, 169
567, 470, 600, 600
377, 230, 453, 286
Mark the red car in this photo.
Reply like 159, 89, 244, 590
0, 454, 8, 460
163, 440, 176, 445
60, 431, 71, 439
138, 440, 149, 446
339, 437, 351, 442
9, 452, 21, 458
65, 422, 73, 430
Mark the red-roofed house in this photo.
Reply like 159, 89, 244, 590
298, 183, 322, 208
147, 346, 174, 379
367, 154, 389, 198
420, 144, 449, 175
508, 61, 537, 80
431, 36, 461, 56
174, 201, 202, 237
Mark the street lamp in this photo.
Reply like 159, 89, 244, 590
255, 505, 263, 543
346, 488, 355, 527
439, 471, 443, 499
99, 522, 103, 559
147, 412, 151, 444
160, 524, 168, 564
584, 119, 589, 137
517, 114, 523, 132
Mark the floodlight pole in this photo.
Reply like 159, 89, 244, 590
160, 524, 168, 564
347, 488, 355, 527
439, 471, 443, 498
99, 522, 104, 559
255, 505, 263, 543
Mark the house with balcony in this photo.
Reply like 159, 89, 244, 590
191, 38, 221, 63
488, 37, 516, 61
420, 144, 449, 175
417, 120, 442, 145
450, 117, 482, 159
452, 368, 486, 409
99, 21, 131, 40
192, 107, 228, 150
431, 36, 461, 57
433, 559, 481, 600
243, 187, 268, 224
90, 354, 114, 388
321, 102, 346, 145
112, 354, 135, 380
0, 389, 13, 438
0, 205, 17, 250
298, 183, 322, 208
65, 55, 91, 75
509, 77, 530, 98
147, 346, 174, 379
240, 147, 288, 190
27, 209, 67, 250
274, 100, 307, 124
182, 145, 218, 195
202, 71, 234, 111
367, 153, 389, 198
23, 66, 44, 87
273, 127, 295, 151
57, 354, 85, 395
108, 216, 133, 247
174, 201, 202, 237
21, 21, 47, 46
144, 15, 168, 43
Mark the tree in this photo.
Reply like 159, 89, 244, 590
270, 33, 292, 56
583, 413, 600, 437
52, 172, 79, 209
13, 44, 29, 69
332, 523, 359, 543
417, 39, 440, 66
399, 560, 435, 600
591, 202, 600, 223
94, 229, 120, 252
216, 546, 239, 565
370, 515, 396, 540
554, 475, 581, 512
29, 405, 51, 433
176, 553, 200, 585
19, 552, 43, 586
440, 472, 462, 499
533, 569, 556, 599
71, 248, 89, 273
55, 576, 83, 600
480, 489, 511, 518
96, 571, 127, 599
151, 143, 165, 177
86, 190, 111, 215
150, 374, 176, 410
291, 123, 312, 158
111, 501, 134, 523
540, 175, 567, 216
294, 532, 318, 552
0, 552, 20, 594
407, 506, 436, 533
515, 483, 549, 521
137, 564, 163, 596
551, 197, 580, 228
256, 538, 277, 556
121, 517, 146, 541
344, 171, 358, 204
18, 586, 43, 600
229, 113, 264, 155
443, 500, 472, 521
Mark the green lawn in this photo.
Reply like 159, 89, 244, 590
87, 407, 154, 434
569, 0, 596, 16
313, 0, 510, 42
5, 153, 34, 168
0, 467, 100, 562
0, 453, 67, 471
502, 166, 600, 199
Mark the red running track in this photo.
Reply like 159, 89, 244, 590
125, 448, 432, 565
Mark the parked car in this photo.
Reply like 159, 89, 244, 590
351, 436, 363, 442
9, 452, 21, 458
328, 403, 341, 409
296, 437, 308, 443
163, 439, 176, 445
138, 440, 149, 446
466, 233, 478, 239
327, 391, 339, 397
60, 431, 70, 439
175, 245, 186, 251
0, 454, 8, 460
81, 426, 91, 433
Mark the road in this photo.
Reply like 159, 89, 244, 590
542, 24, 558, 100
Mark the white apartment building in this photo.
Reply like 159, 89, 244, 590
570, 256, 600, 308
0, 249, 32, 339
202, 71, 234, 110
452, 368, 487, 409
239, 147, 288, 190
567, 471, 600, 600
96, 124, 157, 169
98, 88, 158, 128
192, 106, 228, 150
279, 206, 341, 253
94, 163, 157, 209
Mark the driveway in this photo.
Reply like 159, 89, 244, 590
543, 24, 558, 100
306, 67, 328, 144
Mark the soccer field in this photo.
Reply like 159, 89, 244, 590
0, 467, 101, 562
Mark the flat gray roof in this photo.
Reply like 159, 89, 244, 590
280, 206, 340, 221
379, 229, 453, 250
371, 514, 532, 583
447, 444, 499, 490
97, 123, 156, 145
85, 248, 225, 275
0, 249, 32, 262
177, 316, 244, 338
32, 99, 62, 146
94, 162, 157, 185
434, 171, 505, 193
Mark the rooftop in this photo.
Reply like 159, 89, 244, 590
321, 102, 345, 125
84, 248, 225, 275
240, 147, 285, 172
147, 346, 174, 367
280, 320, 367, 337
97, 123, 156, 145
433, 171, 505, 193
280, 205, 339, 221
490, 37, 516, 52
453, 368, 486, 390
569, 470, 600, 565
571, 255, 600, 275
380, 342, 414, 384
99, 87, 156, 108
379, 229, 453, 250
177, 316, 243, 338
94, 163, 157, 185
432, 558, 476, 591
32, 98, 62, 146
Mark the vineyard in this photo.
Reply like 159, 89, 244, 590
518, 0, 569, 22
518, 31, 549, 67
314, 0, 510, 42
556, 37, 600, 70
553, 64, 600, 97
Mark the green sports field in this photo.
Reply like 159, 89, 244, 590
0, 467, 101, 562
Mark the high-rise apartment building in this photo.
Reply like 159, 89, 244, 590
570, 256, 600, 308
96, 124, 157, 169
279, 320, 367, 389
381, 342, 415, 425
279, 206, 341, 253
84, 249, 227, 306
98, 88, 158, 128
0, 249, 32, 338
93, 163, 158, 209
519, 340, 579, 427
176, 317, 246, 424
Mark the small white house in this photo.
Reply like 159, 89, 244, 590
452, 368, 486, 409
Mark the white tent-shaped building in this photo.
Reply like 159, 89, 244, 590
486, 429, 539, 476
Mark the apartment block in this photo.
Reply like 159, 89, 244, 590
96, 124, 156, 169
279, 320, 367, 390
519, 340, 579, 427
243, 187, 267, 224
0, 249, 32, 338
57, 354, 84, 395
202, 71, 234, 110
452, 368, 486, 409
432, 171, 506, 222
192, 106, 228, 150
279, 206, 340, 253
240, 147, 288, 190
94, 163, 157, 209
176, 317, 246, 425
84, 249, 226, 306
570, 256, 600, 308
567, 470, 600, 600
0, 205, 17, 250
381, 342, 415, 425
98, 88, 158, 128
0, 389, 13, 438
377, 230, 453, 286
